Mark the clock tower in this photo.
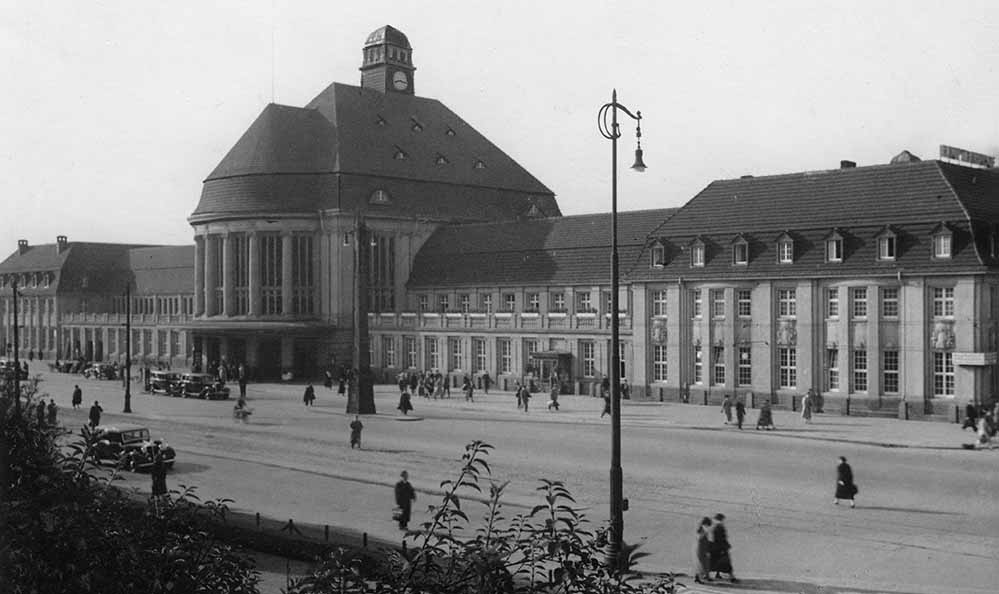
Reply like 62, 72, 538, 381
359, 25, 415, 95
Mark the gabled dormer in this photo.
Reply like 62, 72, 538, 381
930, 222, 954, 259
775, 231, 795, 264
824, 229, 845, 263
689, 236, 707, 268
874, 226, 898, 261
731, 233, 749, 266
650, 239, 666, 268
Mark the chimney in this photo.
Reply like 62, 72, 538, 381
17, 239, 28, 255
56, 235, 68, 254
840, 160, 857, 169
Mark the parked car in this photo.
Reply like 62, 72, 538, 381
83, 362, 118, 380
92, 423, 176, 471
150, 370, 181, 395
0, 359, 27, 380
177, 372, 230, 400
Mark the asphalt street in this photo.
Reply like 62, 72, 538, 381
35, 370, 999, 594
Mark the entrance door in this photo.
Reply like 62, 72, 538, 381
293, 338, 318, 381
257, 339, 282, 380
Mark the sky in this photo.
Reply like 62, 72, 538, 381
2, 0, 998, 247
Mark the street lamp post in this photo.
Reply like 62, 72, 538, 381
597, 89, 646, 569
11, 277, 21, 416
347, 215, 376, 415
123, 283, 132, 413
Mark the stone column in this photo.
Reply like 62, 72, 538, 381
222, 233, 233, 317
203, 235, 217, 317
281, 233, 293, 316
194, 235, 205, 316
248, 232, 261, 316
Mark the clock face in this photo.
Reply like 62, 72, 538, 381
392, 71, 409, 90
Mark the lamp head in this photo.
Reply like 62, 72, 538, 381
631, 147, 647, 172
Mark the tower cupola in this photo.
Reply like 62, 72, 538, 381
359, 25, 415, 95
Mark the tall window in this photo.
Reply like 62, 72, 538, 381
157, 330, 167, 356
581, 341, 595, 377
652, 290, 668, 317
438, 294, 450, 312
933, 234, 952, 258
498, 339, 512, 374
738, 346, 752, 385
737, 289, 751, 317
882, 350, 899, 393
368, 234, 396, 313
826, 348, 840, 390
693, 345, 703, 384
653, 344, 667, 381
260, 234, 282, 315
826, 237, 843, 262
851, 287, 868, 318
170, 330, 180, 357
578, 291, 592, 312
712, 346, 725, 385
527, 293, 540, 312
480, 294, 493, 313
691, 244, 705, 267
292, 235, 315, 315
503, 293, 516, 312
933, 351, 954, 396
651, 243, 665, 267
424, 337, 441, 370
932, 287, 954, 317
711, 290, 725, 318
231, 234, 249, 314
449, 337, 463, 371
460, 294, 471, 313
777, 288, 796, 317
473, 338, 487, 372
551, 292, 566, 311
778, 240, 794, 263
524, 339, 538, 372
733, 241, 749, 265
778, 347, 797, 388
878, 235, 896, 260
881, 287, 899, 318
852, 350, 868, 392
404, 336, 417, 368
826, 288, 839, 318
383, 336, 397, 367
691, 289, 703, 318
211, 236, 224, 314
418, 295, 429, 312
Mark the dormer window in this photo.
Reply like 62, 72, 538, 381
410, 118, 424, 132
375, 115, 388, 127
932, 225, 953, 259
473, 159, 486, 169
878, 235, 896, 261
30, 273, 38, 288
825, 231, 844, 263
732, 235, 749, 265
435, 154, 449, 166
777, 233, 794, 264
690, 240, 706, 268
369, 189, 391, 204
651, 242, 665, 268
42, 272, 51, 288
393, 146, 408, 160
446, 127, 456, 137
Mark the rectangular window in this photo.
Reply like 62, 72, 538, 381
527, 293, 540, 312
291, 234, 315, 315
878, 236, 896, 260
712, 346, 725, 385
418, 295, 429, 312
932, 287, 955, 317
404, 336, 417, 368
881, 287, 899, 318
778, 347, 797, 388
852, 287, 868, 318
691, 289, 702, 318
170, 330, 180, 357
778, 240, 794, 263
473, 338, 487, 372
933, 234, 952, 258
693, 345, 703, 384
652, 290, 668, 317
425, 337, 441, 370
826, 238, 843, 262
498, 339, 512, 374
737, 289, 751, 317
578, 291, 592, 312
459, 294, 471, 313
738, 346, 752, 385
691, 244, 705, 267
581, 341, 595, 377
733, 242, 749, 265
653, 344, 668, 381
826, 348, 840, 390
777, 288, 796, 318
882, 350, 899, 394
933, 351, 955, 396
524, 339, 538, 373
551, 292, 566, 311
260, 234, 282, 315
449, 337, 463, 371
382, 336, 397, 367
367, 234, 396, 313
232, 234, 249, 315
827, 288, 839, 318
438, 294, 450, 312
852, 350, 868, 392
503, 293, 516, 312
480, 294, 493, 313
711, 289, 725, 318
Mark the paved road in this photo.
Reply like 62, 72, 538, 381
38, 371, 999, 594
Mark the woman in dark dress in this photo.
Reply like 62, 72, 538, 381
398, 390, 413, 415
834, 456, 857, 507
693, 517, 713, 584
709, 513, 738, 582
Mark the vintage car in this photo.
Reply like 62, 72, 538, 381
0, 359, 27, 380
177, 372, 230, 400
92, 423, 176, 471
150, 370, 181, 395
83, 362, 118, 380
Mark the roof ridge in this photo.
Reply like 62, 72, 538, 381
715, 159, 938, 183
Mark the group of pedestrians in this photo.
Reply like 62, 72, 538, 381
962, 401, 999, 448
692, 513, 738, 584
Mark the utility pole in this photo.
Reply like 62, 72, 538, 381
348, 216, 376, 415
123, 283, 132, 413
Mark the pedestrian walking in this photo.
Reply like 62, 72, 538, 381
150, 445, 168, 498
801, 391, 813, 424
834, 456, 858, 507
693, 517, 713, 584
721, 394, 733, 424
394, 470, 416, 530
337, 374, 346, 397
462, 376, 474, 402
88, 401, 103, 428
482, 372, 491, 394
547, 384, 560, 411
521, 384, 531, 413
303, 383, 316, 407
72, 384, 82, 409
349, 415, 363, 449
709, 513, 738, 583
398, 390, 413, 415
46, 399, 57, 426
36, 401, 46, 426
735, 398, 746, 430
601, 391, 611, 418
756, 400, 775, 430
238, 364, 248, 398
515, 382, 524, 409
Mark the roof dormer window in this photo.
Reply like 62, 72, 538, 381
393, 146, 408, 160
732, 235, 749, 266
42, 272, 51, 288
375, 115, 388, 127
651, 241, 665, 268
876, 227, 897, 261
30, 273, 38, 288
776, 233, 794, 264
825, 230, 844, 263
410, 118, 424, 132
473, 159, 486, 169
690, 239, 706, 268
369, 189, 391, 204
446, 127, 456, 137
933, 233, 952, 259
435, 154, 449, 166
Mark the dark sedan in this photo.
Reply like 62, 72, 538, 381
177, 373, 230, 400
92, 424, 176, 471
